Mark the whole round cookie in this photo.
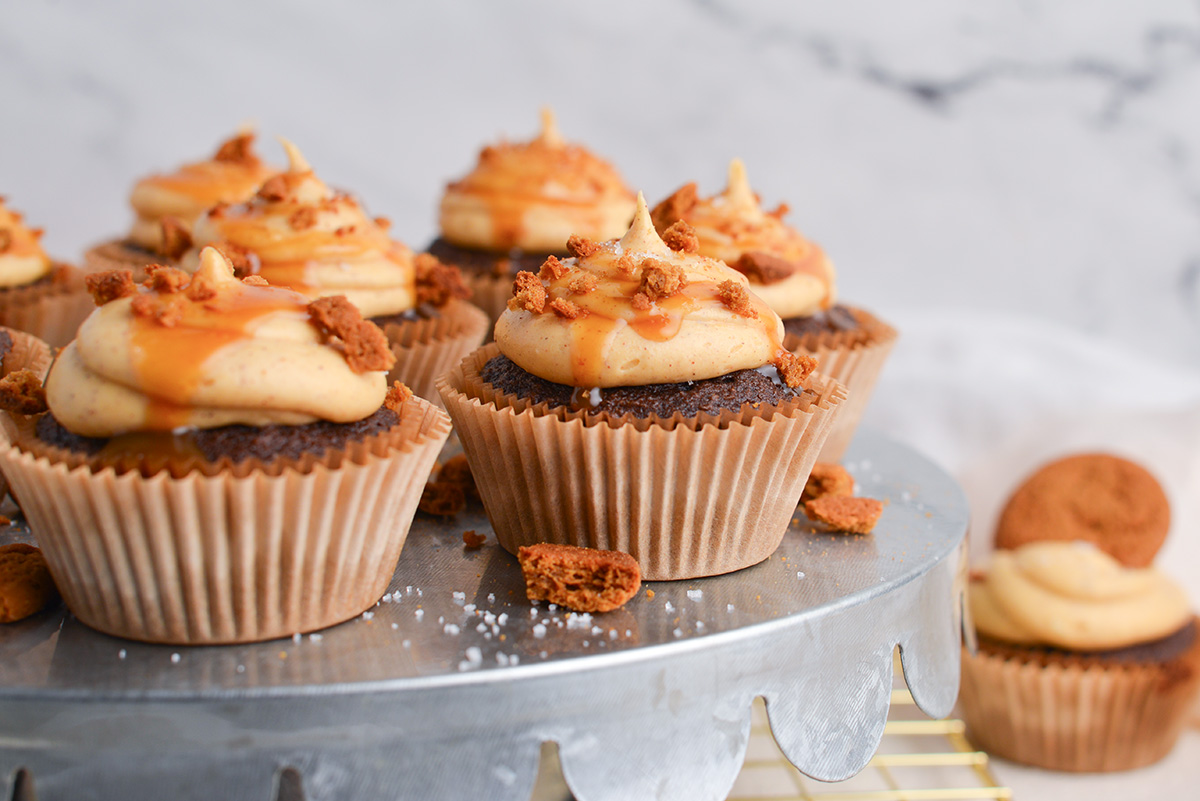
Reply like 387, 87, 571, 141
995, 453, 1170, 568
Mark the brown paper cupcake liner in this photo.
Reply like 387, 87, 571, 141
82, 238, 164, 282
0, 328, 53, 502
0, 265, 97, 349
0, 397, 452, 644
464, 271, 517, 337
438, 344, 847, 580
381, 298, 490, 405
784, 306, 897, 462
958, 628, 1200, 772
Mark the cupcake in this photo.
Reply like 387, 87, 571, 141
958, 455, 1200, 772
650, 160, 897, 460
0, 248, 452, 644
83, 131, 278, 279
438, 195, 846, 580
185, 140, 488, 403
0, 198, 94, 348
428, 109, 638, 329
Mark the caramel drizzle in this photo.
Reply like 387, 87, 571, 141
142, 161, 275, 209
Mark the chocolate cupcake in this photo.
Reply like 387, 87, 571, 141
439, 196, 846, 580
651, 160, 896, 461
0, 248, 451, 644
428, 109, 637, 330
0, 198, 94, 348
83, 131, 278, 280
186, 140, 487, 404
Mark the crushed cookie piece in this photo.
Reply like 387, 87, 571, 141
508, 271, 547, 314
661, 220, 699, 253
630, 293, 652, 311
207, 202, 229, 219
414, 253, 470, 306
733, 251, 797, 285
802, 463, 855, 504
131, 294, 186, 327
538, 255, 569, 282
241, 275, 269, 287
717, 280, 756, 317
804, 496, 883, 535
257, 175, 289, 202
773, 351, 816, 388
213, 242, 254, 276
638, 258, 687, 301
650, 183, 699, 232
462, 530, 487, 550
567, 272, 597, 295
615, 254, 637, 277
374, 216, 392, 231
144, 264, 190, 294
155, 217, 193, 261
384, 380, 413, 413
419, 482, 466, 517
85, 270, 138, 306
0, 230, 11, 253
334, 225, 356, 237
213, 133, 256, 164
288, 207, 318, 231
185, 270, 219, 302
565, 235, 600, 259
517, 543, 641, 613
0, 370, 47, 415
767, 202, 790, 219
0, 543, 60, 624
437, 454, 478, 499
307, 296, 396, 373
549, 297, 583, 319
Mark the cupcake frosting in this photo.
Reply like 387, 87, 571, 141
494, 194, 799, 389
0, 199, 53, 289
651, 159, 835, 320
188, 141, 418, 318
439, 109, 637, 253
970, 541, 1191, 650
128, 132, 278, 251
46, 247, 392, 437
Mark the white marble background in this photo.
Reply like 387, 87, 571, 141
4, 1, 1200, 797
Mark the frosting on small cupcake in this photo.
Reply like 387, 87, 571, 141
46, 247, 392, 437
494, 194, 808, 389
439, 109, 637, 253
188, 141, 421, 318
970, 541, 1190, 650
651, 160, 835, 320
128, 132, 278, 251
0, 199, 53, 289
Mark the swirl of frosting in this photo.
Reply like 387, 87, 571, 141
439, 108, 638, 253
46, 248, 390, 437
187, 141, 416, 318
494, 194, 790, 388
128, 132, 278, 251
970, 541, 1191, 650
0, 199, 53, 288
651, 159, 836, 320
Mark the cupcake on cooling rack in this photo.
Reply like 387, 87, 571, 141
0, 197, 94, 348
185, 140, 488, 403
958, 454, 1200, 772
0, 247, 452, 644
438, 195, 846, 580
84, 131, 278, 279
651, 160, 896, 460
427, 108, 638, 329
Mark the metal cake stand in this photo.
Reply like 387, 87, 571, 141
0, 429, 968, 801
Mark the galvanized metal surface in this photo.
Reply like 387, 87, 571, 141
0, 429, 968, 801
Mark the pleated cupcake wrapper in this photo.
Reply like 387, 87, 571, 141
784, 306, 898, 462
0, 397, 452, 645
0, 328, 53, 501
463, 272, 516, 338
0, 265, 98, 349
82, 239, 163, 282
381, 299, 490, 405
958, 636, 1200, 772
438, 344, 848, 581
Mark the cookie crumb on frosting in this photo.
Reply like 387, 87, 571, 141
131, 293, 186, 327
566, 234, 600, 259
650, 183, 699, 232
733, 251, 796, 285
717, 280, 756, 317
85, 269, 138, 306
0, 370, 48, 416
256, 175, 290, 202
144, 264, 190, 294
517, 543, 641, 613
538, 255, 570, 282
804, 495, 883, 534
773, 351, 816, 388
414, 253, 470, 306
567, 272, 597, 295
802, 462, 855, 504
307, 295, 396, 373
637, 258, 688, 302
156, 217, 193, 261
661, 220, 699, 253
288, 207, 318, 231
509, 271, 547, 313
549, 297, 583, 319
213, 132, 257, 164
384, 380, 413, 413
213, 241, 254, 276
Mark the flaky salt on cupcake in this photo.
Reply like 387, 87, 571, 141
438, 196, 846, 580
0, 248, 452, 644
958, 455, 1200, 772
0, 198, 94, 348
428, 109, 637, 329
651, 160, 896, 460
83, 131, 278, 279
185, 141, 488, 403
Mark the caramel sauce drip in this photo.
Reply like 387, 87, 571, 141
148, 163, 268, 208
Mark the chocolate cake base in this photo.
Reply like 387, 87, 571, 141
978, 618, 1199, 668
782, 304, 861, 339
480, 355, 812, 419
35, 407, 400, 465
426, 237, 556, 278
